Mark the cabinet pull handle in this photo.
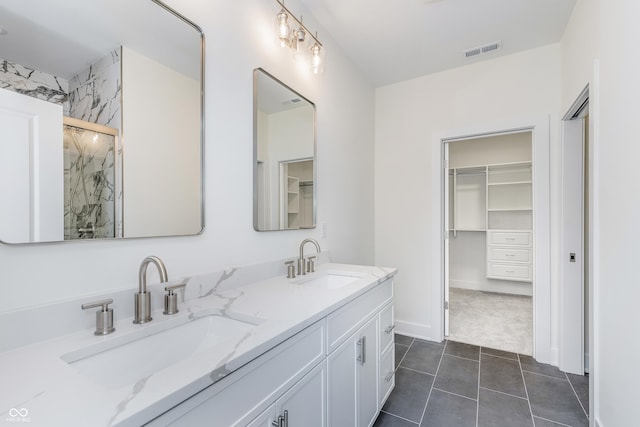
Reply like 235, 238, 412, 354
385, 324, 396, 334
272, 410, 288, 427
385, 372, 394, 382
357, 336, 366, 365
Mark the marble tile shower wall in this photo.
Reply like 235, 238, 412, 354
68, 49, 121, 130
63, 127, 116, 239
2, 50, 123, 239
0, 58, 70, 114
1, 49, 121, 128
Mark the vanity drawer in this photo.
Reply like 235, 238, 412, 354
488, 247, 532, 263
327, 278, 393, 353
487, 262, 532, 281
153, 320, 325, 426
378, 303, 394, 354
488, 231, 531, 246
379, 344, 395, 407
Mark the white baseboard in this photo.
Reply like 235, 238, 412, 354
584, 352, 590, 373
450, 279, 533, 296
549, 346, 559, 366
394, 319, 441, 343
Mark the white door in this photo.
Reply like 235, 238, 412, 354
0, 88, 63, 243
443, 142, 451, 336
560, 117, 585, 374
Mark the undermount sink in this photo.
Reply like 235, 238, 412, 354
295, 270, 366, 289
61, 312, 261, 389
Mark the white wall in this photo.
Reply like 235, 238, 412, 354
375, 44, 562, 343
122, 46, 201, 237
561, 0, 640, 425
0, 0, 375, 312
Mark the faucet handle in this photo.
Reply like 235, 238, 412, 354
285, 260, 296, 279
81, 299, 115, 336
164, 283, 186, 315
307, 256, 317, 273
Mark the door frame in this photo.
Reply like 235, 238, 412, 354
433, 114, 552, 363
560, 85, 589, 374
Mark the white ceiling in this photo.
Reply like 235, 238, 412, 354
300, 0, 577, 86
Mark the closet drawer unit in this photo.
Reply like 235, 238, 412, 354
488, 231, 531, 246
488, 246, 532, 263
487, 262, 532, 281
378, 303, 394, 354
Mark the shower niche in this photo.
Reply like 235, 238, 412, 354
63, 118, 118, 240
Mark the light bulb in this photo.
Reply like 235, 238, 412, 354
277, 9, 291, 47
311, 42, 322, 74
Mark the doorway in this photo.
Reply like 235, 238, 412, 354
444, 131, 534, 355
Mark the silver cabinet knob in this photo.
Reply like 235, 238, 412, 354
82, 299, 115, 336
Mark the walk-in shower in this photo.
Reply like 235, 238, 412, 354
63, 117, 118, 239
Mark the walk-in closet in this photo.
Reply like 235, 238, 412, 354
445, 131, 533, 355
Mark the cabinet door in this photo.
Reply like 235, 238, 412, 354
379, 344, 395, 408
327, 335, 357, 426
357, 316, 379, 427
275, 361, 326, 427
246, 404, 276, 427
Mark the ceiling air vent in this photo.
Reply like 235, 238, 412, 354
281, 97, 302, 105
464, 41, 501, 59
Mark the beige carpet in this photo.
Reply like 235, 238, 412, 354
448, 287, 533, 355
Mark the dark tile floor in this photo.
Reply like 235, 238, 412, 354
376, 335, 589, 427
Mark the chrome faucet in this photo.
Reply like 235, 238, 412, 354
134, 256, 168, 324
298, 238, 321, 275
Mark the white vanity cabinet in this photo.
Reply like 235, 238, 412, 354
247, 361, 326, 427
326, 279, 394, 427
148, 321, 326, 426
147, 277, 394, 427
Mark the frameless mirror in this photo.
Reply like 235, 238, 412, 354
0, 0, 204, 243
253, 68, 316, 231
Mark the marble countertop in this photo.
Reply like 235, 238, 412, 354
0, 263, 396, 426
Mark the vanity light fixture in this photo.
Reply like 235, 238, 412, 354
274, 0, 325, 74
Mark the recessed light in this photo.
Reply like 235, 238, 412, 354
0, 26, 8, 36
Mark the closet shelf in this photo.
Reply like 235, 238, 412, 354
488, 208, 532, 212
487, 181, 532, 186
